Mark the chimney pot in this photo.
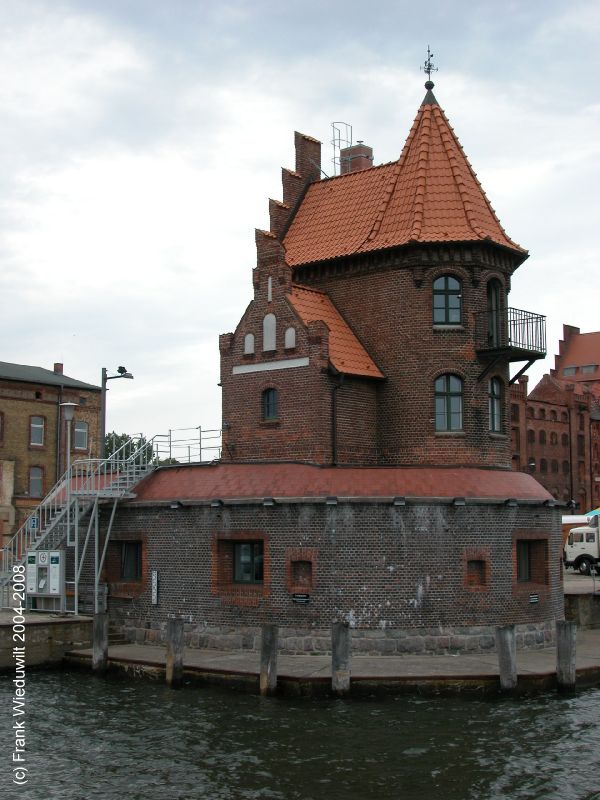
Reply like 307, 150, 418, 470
53, 362, 63, 375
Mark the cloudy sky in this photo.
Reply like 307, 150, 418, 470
1, 0, 599, 446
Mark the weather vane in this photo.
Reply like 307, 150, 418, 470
421, 45, 438, 81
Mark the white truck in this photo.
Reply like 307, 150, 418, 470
563, 515, 600, 575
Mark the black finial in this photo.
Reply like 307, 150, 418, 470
421, 45, 438, 89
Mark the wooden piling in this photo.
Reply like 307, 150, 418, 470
166, 618, 184, 688
556, 620, 577, 691
92, 613, 108, 672
331, 621, 351, 696
259, 624, 279, 696
495, 624, 517, 691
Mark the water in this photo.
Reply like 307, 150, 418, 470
1, 671, 600, 800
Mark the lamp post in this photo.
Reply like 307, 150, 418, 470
100, 366, 134, 458
60, 402, 77, 613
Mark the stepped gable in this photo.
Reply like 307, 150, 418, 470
288, 285, 384, 379
283, 83, 526, 267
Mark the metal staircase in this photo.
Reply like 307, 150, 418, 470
0, 435, 157, 610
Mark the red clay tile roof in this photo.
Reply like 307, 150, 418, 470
132, 463, 551, 503
288, 285, 384, 378
283, 92, 526, 266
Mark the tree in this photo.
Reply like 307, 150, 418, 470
104, 432, 155, 465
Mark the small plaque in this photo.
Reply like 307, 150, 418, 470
292, 593, 310, 605
529, 593, 539, 604
151, 570, 159, 605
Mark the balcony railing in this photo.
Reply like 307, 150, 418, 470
475, 307, 546, 358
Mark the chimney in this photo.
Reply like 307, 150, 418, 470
53, 362, 63, 375
340, 141, 373, 175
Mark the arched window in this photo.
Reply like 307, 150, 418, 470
550, 432, 558, 446
284, 327, 296, 349
539, 430, 546, 445
539, 408, 546, 420
561, 412, 568, 423
527, 407, 534, 418
433, 276, 461, 325
262, 388, 278, 421
562, 460, 570, 475
561, 433, 569, 447
244, 333, 255, 355
540, 459, 548, 473
263, 314, 276, 352
551, 460, 559, 473
527, 429, 535, 444
435, 374, 463, 431
487, 279, 503, 347
488, 377, 503, 432
550, 410, 557, 421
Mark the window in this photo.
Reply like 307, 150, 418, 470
540, 458, 548, 473
551, 460, 559, 473
262, 388, 278, 421
284, 327, 296, 349
511, 404, 520, 422
74, 421, 88, 450
586, 531, 596, 543
539, 430, 546, 445
582, 364, 597, 374
563, 367, 577, 376
30, 416, 44, 446
562, 460, 570, 474
433, 275, 461, 324
550, 432, 558, 445
466, 559, 487, 588
263, 313, 276, 351
435, 375, 463, 431
538, 408, 546, 420
243, 333, 255, 355
120, 542, 142, 581
527, 429, 535, 444
488, 377, 503, 432
486, 279, 503, 346
29, 467, 43, 497
516, 539, 547, 584
550, 410, 557, 421
561, 433, 569, 447
234, 541, 263, 584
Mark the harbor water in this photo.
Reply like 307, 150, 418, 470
1, 671, 599, 800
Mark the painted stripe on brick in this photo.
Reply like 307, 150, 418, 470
232, 357, 310, 375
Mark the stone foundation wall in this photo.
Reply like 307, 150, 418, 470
119, 620, 555, 656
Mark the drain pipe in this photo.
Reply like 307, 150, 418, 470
331, 373, 345, 466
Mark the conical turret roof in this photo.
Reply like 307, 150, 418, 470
283, 83, 527, 266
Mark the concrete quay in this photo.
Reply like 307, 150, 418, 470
64, 627, 600, 696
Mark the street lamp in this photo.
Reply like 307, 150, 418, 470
100, 366, 134, 458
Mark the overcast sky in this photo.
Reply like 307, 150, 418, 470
1, 0, 599, 446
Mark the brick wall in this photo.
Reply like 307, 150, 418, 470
98, 497, 563, 654
0, 378, 101, 534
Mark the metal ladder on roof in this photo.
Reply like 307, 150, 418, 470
0, 435, 158, 611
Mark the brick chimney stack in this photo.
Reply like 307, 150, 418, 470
53, 362, 63, 375
340, 141, 373, 174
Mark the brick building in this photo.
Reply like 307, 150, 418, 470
510, 325, 600, 510
92, 79, 563, 654
0, 361, 101, 542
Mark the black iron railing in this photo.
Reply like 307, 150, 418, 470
475, 307, 546, 356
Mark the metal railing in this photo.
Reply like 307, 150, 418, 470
475, 307, 546, 356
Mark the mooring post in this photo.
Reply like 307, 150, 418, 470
495, 624, 517, 691
331, 621, 351, 696
260, 624, 279, 696
166, 617, 184, 688
92, 612, 108, 672
556, 620, 577, 691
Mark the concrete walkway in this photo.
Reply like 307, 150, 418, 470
64, 627, 600, 694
